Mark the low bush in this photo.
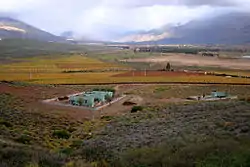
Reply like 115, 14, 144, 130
113, 139, 250, 167
131, 106, 143, 113
101, 116, 114, 121
70, 140, 83, 148
52, 130, 71, 139
0, 143, 65, 167
0, 120, 13, 128
79, 145, 114, 162
59, 147, 74, 155
15, 135, 32, 144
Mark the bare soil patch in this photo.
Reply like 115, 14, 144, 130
0, 83, 93, 119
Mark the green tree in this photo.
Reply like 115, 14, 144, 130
166, 62, 171, 71
105, 94, 113, 103
78, 98, 84, 106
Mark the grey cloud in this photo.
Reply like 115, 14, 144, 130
124, 0, 237, 7
0, 12, 18, 18
0, 0, 246, 40
181, 0, 236, 6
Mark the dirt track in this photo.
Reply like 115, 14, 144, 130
121, 54, 250, 70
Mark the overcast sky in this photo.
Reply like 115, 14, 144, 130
0, 0, 249, 40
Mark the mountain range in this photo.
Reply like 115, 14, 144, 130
116, 12, 250, 45
1, 12, 250, 45
0, 17, 64, 42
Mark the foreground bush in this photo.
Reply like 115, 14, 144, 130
52, 130, 71, 139
131, 106, 143, 113
113, 139, 250, 167
0, 143, 65, 167
15, 135, 32, 144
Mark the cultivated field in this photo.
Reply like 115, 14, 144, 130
122, 54, 250, 71
1, 53, 250, 84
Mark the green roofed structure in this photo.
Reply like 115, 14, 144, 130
211, 91, 228, 98
187, 91, 237, 101
69, 91, 114, 108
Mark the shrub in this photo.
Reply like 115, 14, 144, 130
15, 135, 32, 144
0, 120, 13, 128
70, 140, 83, 148
52, 130, 71, 139
0, 143, 66, 167
80, 145, 114, 162
113, 139, 250, 167
105, 94, 113, 102
245, 97, 250, 103
131, 106, 143, 113
67, 127, 77, 133
59, 147, 73, 155
78, 98, 84, 106
166, 62, 171, 71
101, 116, 114, 121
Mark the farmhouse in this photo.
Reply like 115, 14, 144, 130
69, 91, 114, 108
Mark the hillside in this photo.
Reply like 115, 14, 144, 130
0, 17, 63, 42
118, 12, 250, 45
0, 39, 91, 60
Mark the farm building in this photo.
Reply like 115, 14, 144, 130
243, 56, 250, 59
69, 91, 114, 108
188, 91, 237, 101
201, 52, 219, 57
211, 91, 227, 98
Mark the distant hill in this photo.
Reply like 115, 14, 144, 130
60, 31, 74, 39
0, 17, 64, 42
0, 38, 110, 60
0, 38, 86, 59
117, 12, 250, 45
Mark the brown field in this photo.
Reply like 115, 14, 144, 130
1, 82, 250, 122
0, 82, 140, 120
122, 54, 250, 71
0, 82, 94, 120
113, 71, 205, 77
